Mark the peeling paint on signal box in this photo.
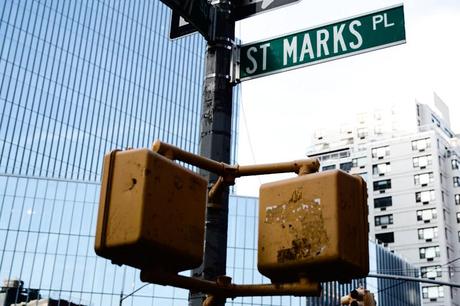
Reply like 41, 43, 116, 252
264, 188, 329, 263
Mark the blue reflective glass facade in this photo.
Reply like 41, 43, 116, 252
0, 0, 227, 181
374, 243, 422, 306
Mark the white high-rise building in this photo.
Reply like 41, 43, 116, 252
307, 95, 460, 306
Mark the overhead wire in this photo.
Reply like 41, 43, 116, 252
235, 20, 261, 187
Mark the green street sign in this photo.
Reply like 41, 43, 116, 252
238, 4, 406, 81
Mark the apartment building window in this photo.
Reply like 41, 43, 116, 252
322, 165, 336, 171
458, 231, 460, 242
373, 179, 391, 191
357, 128, 368, 139
457, 212, 460, 223
413, 155, 432, 168
416, 190, 435, 204
419, 246, 440, 260
414, 172, 434, 186
418, 227, 438, 240
375, 232, 394, 244
371, 145, 390, 159
449, 267, 454, 279
422, 286, 444, 299
447, 246, 452, 260
431, 115, 441, 127
375, 214, 393, 226
453, 176, 460, 187
444, 128, 454, 138
421, 266, 442, 279
352, 157, 366, 168
452, 159, 459, 170
372, 162, 391, 176
374, 196, 392, 209
417, 208, 437, 222
412, 138, 431, 151
340, 162, 353, 172
455, 194, 460, 205
316, 150, 350, 162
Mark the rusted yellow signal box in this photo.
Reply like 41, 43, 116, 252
258, 170, 368, 283
95, 149, 207, 273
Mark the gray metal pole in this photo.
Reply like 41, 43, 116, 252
189, 1, 235, 305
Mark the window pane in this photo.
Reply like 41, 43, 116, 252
373, 162, 391, 175
374, 196, 392, 208
339, 162, 352, 172
372, 146, 389, 158
375, 214, 393, 226
373, 179, 391, 190
322, 165, 336, 171
375, 232, 394, 243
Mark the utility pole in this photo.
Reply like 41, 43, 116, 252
190, 1, 235, 305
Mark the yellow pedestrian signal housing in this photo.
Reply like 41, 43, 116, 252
258, 170, 368, 283
95, 149, 207, 273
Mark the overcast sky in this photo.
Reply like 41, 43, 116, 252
233, 0, 460, 196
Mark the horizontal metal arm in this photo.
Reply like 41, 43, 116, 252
237, 159, 320, 177
152, 140, 320, 179
152, 140, 230, 176
140, 270, 321, 298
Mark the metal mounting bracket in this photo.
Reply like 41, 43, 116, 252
230, 44, 241, 85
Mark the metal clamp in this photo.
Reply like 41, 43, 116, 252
205, 73, 230, 80
206, 41, 233, 50
230, 44, 241, 84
